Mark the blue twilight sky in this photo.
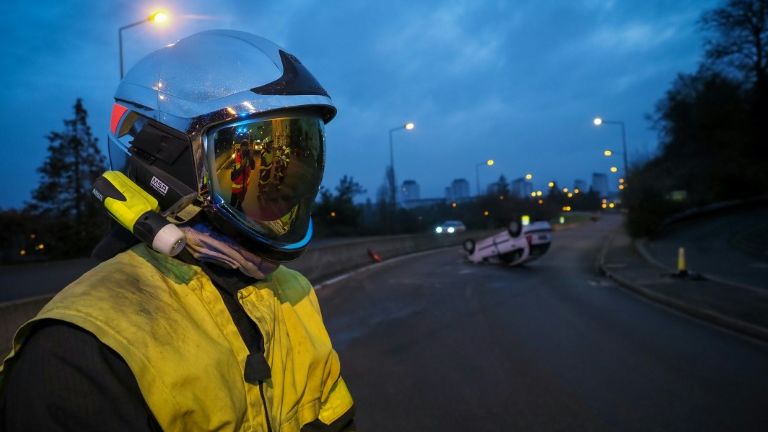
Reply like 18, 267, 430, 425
0, 0, 718, 208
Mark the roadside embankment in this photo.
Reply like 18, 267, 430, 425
599, 227, 768, 343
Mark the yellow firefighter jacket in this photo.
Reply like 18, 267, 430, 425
0, 244, 353, 431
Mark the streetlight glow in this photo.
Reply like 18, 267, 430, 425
486, 159, 494, 166
610, 166, 618, 173
149, 11, 169, 23
525, 173, 533, 181
604, 150, 613, 157
593, 117, 603, 126
404, 122, 415, 130
548, 181, 555, 188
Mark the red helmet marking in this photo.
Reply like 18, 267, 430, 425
110, 103, 129, 134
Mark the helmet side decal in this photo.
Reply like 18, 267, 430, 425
110, 103, 129, 134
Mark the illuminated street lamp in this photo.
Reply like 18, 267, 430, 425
524, 173, 533, 181
603, 150, 613, 157
610, 166, 618, 173
388, 121, 415, 207
593, 116, 629, 177
119, 10, 170, 78
547, 181, 555, 188
475, 159, 494, 195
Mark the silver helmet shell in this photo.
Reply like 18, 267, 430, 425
108, 30, 336, 261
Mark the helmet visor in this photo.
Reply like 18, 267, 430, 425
207, 116, 325, 243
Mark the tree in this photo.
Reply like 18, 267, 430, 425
27, 99, 107, 256
701, 0, 768, 149
701, 0, 768, 89
314, 176, 367, 235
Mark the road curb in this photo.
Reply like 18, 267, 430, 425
598, 229, 768, 344
634, 238, 767, 295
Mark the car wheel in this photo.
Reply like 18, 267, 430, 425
463, 239, 475, 254
507, 220, 522, 237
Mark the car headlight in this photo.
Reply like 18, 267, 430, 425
447, 227, 455, 233
435, 227, 443, 233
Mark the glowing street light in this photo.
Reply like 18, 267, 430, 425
119, 9, 171, 78
524, 173, 533, 181
547, 181, 555, 188
604, 150, 613, 157
149, 11, 169, 23
610, 166, 618, 173
475, 159, 495, 195
593, 117, 604, 126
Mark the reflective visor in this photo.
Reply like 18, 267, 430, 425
207, 116, 325, 242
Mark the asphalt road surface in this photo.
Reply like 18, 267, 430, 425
316, 215, 768, 431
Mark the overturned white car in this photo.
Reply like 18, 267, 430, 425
463, 220, 553, 266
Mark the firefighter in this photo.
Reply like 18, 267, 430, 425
0, 30, 354, 431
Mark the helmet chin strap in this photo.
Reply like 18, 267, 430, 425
180, 223, 280, 279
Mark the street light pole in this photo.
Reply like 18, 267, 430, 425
119, 11, 169, 79
593, 117, 630, 177
387, 122, 415, 208
475, 159, 494, 195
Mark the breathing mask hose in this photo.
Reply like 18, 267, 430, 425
92, 171, 186, 256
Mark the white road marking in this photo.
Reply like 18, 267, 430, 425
313, 247, 458, 290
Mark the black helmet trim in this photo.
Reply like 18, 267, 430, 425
252, 50, 329, 97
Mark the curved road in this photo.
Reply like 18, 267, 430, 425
316, 215, 768, 431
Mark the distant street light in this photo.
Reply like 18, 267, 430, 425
475, 159, 494, 195
119, 10, 170, 79
547, 181, 555, 188
388, 122, 415, 207
593, 116, 629, 177
610, 166, 618, 173
524, 173, 533, 181
603, 150, 613, 157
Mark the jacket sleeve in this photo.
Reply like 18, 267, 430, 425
0, 320, 161, 431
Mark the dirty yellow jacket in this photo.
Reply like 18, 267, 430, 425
0, 245, 353, 431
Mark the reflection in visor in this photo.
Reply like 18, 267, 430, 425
209, 117, 325, 241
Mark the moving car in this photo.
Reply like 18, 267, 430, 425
435, 220, 466, 234
463, 220, 552, 266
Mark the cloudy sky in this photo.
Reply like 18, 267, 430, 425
0, 0, 718, 208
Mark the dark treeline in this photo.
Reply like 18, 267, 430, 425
1, 99, 108, 263
626, 0, 768, 236
312, 175, 602, 238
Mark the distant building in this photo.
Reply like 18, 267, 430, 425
574, 179, 588, 193
510, 177, 533, 198
400, 179, 420, 202
446, 178, 470, 201
591, 173, 609, 198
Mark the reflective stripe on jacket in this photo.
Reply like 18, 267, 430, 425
0, 244, 353, 431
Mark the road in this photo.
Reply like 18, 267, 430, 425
316, 214, 768, 431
